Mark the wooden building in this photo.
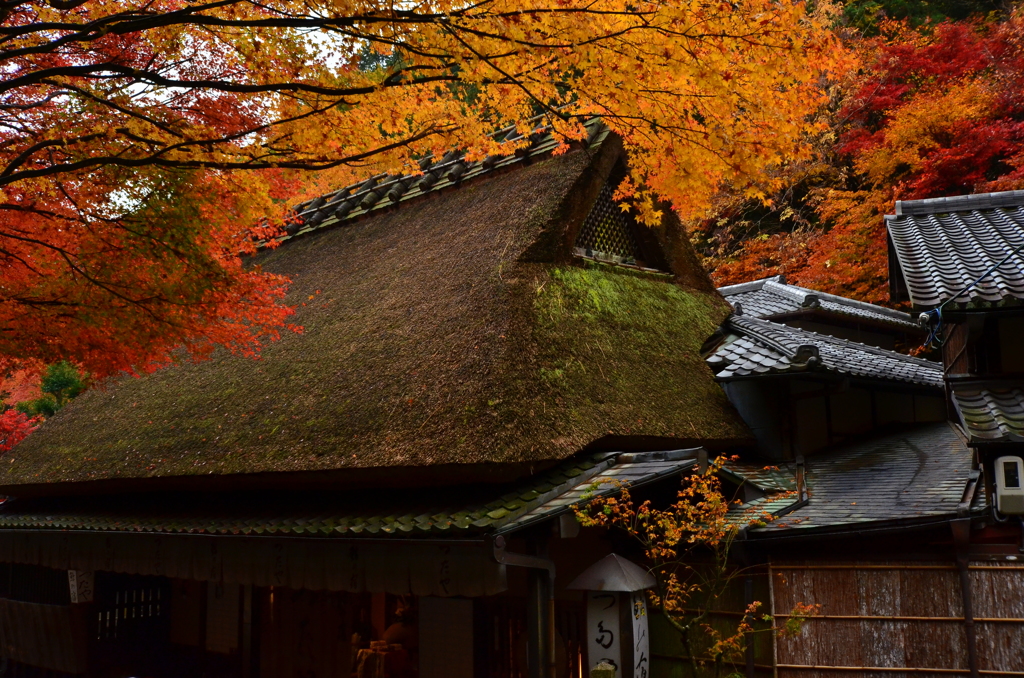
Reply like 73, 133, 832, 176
694, 191, 1024, 677
0, 119, 752, 678
3, 125, 1024, 678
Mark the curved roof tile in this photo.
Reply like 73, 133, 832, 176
706, 316, 942, 387
887, 190, 1024, 309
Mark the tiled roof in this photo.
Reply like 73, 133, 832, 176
275, 117, 610, 245
496, 450, 701, 534
718, 276, 919, 331
950, 384, 1024, 444
720, 460, 796, 493
0, 450, 699, 539
886, 190, 1024, 309
705, 316, 943, 387
743, 424, 974, 534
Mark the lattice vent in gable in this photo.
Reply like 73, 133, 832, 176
574, 183, 642, 265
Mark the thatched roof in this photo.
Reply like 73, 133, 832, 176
1, 138, 749, 495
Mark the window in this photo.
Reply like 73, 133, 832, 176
574, 183, 641, 265
1004, 460, 1021, 489
573, 179, 670, 272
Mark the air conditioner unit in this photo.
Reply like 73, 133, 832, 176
995, 456, 1024, 515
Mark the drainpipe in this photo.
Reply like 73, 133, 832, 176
493, 534, 556, 678
950, 518, 979, 678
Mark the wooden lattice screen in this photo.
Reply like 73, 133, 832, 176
574, 183, 641, 265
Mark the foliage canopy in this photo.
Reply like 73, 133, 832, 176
705, 8, 1024, 303
0, 0, 842, 378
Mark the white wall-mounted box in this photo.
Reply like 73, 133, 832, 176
995, 456, 1024, 515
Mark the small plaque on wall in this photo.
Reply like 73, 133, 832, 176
67, 570, 94, 604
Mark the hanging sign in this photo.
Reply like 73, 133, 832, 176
586, 591, 622, 674
630, 591, 650, 678
67, 570, 94, 604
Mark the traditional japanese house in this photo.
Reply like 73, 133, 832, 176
689, 191, 1024, 677
887, 190, 1024, 491
0, 119, 753, 678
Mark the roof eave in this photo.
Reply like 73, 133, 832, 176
742, 510, 983, 544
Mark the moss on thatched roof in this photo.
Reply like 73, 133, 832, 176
1, 143, 748, 492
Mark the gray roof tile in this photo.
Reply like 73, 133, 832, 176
498, 453, 702, 533
950, 384, 1024, 443
718, 276, 919, 331
737, 424, 972, 533
707, 316, 942, 387
0, 449, 699, 539
886, 190, 1024, 309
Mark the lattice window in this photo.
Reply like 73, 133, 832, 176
574, 183, 640, 265
94, 573, 168, 642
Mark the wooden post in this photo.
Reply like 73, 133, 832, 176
527, 535, 554, 678
768, 562, 778, 678
241, 584, 253, 678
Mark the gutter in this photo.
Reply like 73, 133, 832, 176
491, 534, 555, 578
738, 512, 987, 545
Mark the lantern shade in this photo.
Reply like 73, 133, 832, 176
566, 554, 656, 592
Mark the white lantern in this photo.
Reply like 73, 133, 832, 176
567, 554, 656, 678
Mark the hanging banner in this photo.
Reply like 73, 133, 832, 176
586, 591, 622, 674
630, 591, 650, 678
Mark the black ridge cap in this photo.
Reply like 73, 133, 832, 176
770, 281, 915, 323
893, 189, 1024, 217
726, 316, 805, 361
709, 315, 943, 388
762, 278, 818, 307
273, 115, 609, 248
731, 316, 939, 367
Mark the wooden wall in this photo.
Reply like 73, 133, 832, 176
970, 562, 1024, 672
771, 561, 1024, 676
258, 587, 356, 678
0, 598, 88, 674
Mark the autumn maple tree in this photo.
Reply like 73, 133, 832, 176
705, 8, 1024, 303
0, 409, 37, 453
0, 0, 843, 382
575, 460, 815, 677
